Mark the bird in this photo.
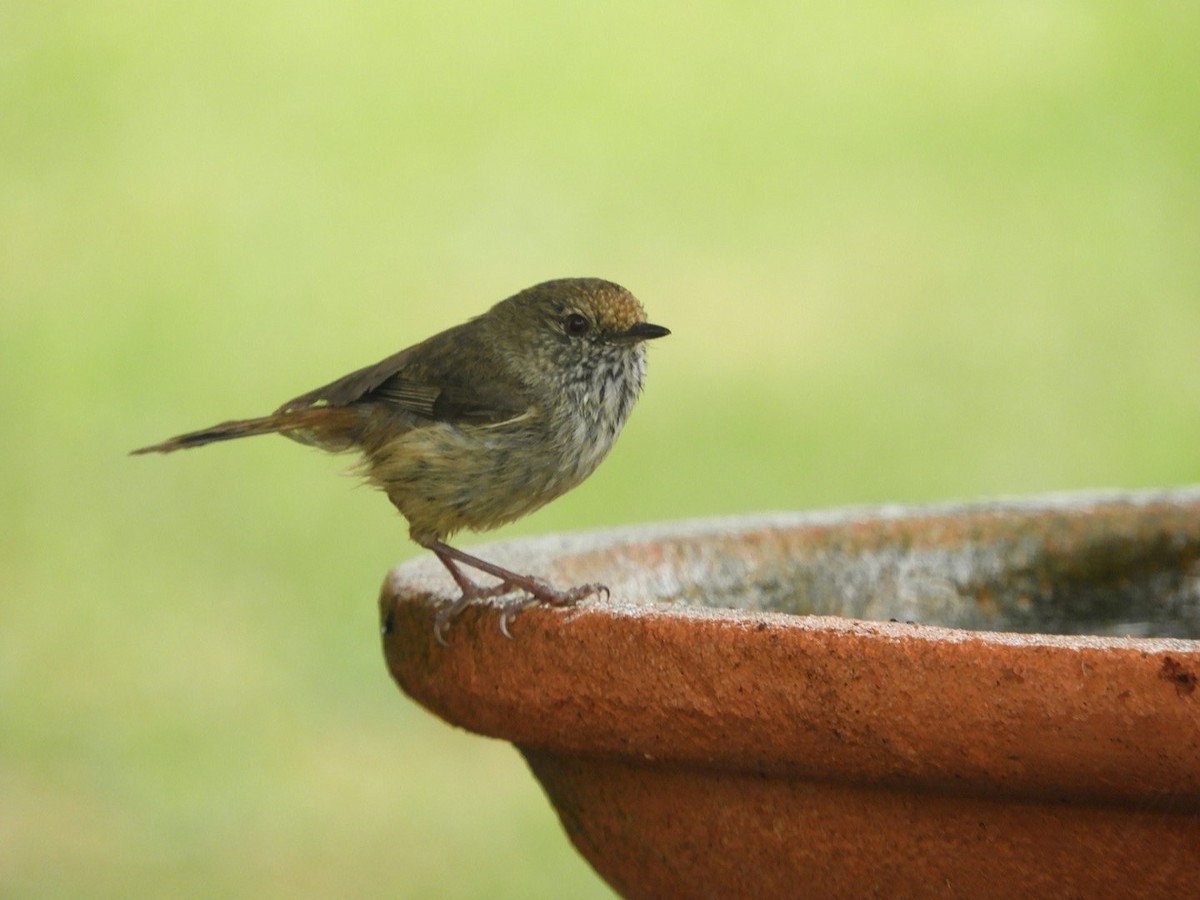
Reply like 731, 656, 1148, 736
132, 277, 669, 643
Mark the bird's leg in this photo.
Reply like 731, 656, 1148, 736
426, 548, 511, 647
426, 539, 608, 644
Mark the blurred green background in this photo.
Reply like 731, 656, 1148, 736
3, 2, 1198, 897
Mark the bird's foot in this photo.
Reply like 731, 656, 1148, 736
494, 579, 609, 639
432, 578, 609, 646
428, 539, 609, 645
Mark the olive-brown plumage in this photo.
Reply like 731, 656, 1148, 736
133, 278, 668, 642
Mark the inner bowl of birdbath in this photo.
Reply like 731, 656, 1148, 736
379, 488, 1200, 898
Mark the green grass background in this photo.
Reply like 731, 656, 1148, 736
3, 2, 1198, 897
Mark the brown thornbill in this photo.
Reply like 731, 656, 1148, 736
132, 278, 669, 643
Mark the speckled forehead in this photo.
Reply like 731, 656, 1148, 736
580, 283, 646, 330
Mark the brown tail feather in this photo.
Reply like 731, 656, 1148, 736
130, 407, 357, 455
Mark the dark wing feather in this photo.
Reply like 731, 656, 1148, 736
276, 344, 425, 413
275, 319, 533, 426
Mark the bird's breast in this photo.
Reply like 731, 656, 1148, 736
549, 348, 645, 480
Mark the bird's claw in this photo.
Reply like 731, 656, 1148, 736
497, 596, 535, 639
433, 601, 469, 647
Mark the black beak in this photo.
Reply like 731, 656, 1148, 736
617, 322, 671, 342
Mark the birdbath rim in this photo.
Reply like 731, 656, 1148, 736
384, 485, 1200, 651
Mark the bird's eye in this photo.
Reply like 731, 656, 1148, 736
564, 313, 591, 336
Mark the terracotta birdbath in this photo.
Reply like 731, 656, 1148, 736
379, 489, 1200, 897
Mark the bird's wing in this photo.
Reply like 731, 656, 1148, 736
276, 322, 533, 426
276, 345, 424, 413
